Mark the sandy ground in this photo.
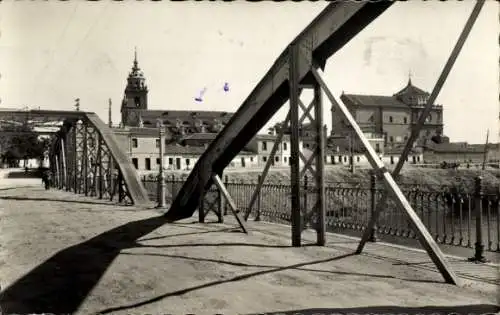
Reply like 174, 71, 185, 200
0, 178, 499, 314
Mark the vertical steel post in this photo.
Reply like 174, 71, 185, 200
60, 137, 67, 191
109, 157, 115, 201
314, 82, 326, 246
55, 153, 60, 188
83, 123, 88, 196
73, 124, 78, 193
369, 171, 378, 242
156, 120, 167, 208
289, 43, 302, 247
98, 134, 103, 199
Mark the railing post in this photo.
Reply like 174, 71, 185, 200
118, 171, 124, 203
369, 171, 378, 242
469, 176, 487, 263
171, 174, 176, 201
224, 175, 229, 216
303, 175, 308, 229
198, 185, 206, 223
255, 174, 262, 221
217, 171, 224, 223
156, 120, 167, 209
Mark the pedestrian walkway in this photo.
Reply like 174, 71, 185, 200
0, 184, 498, 315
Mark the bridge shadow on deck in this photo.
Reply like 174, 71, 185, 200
1, 210, 493, 314
243, 305, 500, 315
0, 215, 169, 314
0, 195, 121, 207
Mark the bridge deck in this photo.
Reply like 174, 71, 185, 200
0, 183, 498, 314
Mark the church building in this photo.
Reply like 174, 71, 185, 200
332, 77, 445, 150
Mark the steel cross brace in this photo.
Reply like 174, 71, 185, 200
289, 43, 327, 247
212, 174, 248, 233
356, 0, 486, 262
311, 67, 459, 285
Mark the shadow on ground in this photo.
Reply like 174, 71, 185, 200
0, 186, 38, 192
93, 250, 443, 314
0, 215, 169, 314
0, 212, 491, 315
5, 171, 40, 179
243, 305, 500, 315
0, 195, 120, 207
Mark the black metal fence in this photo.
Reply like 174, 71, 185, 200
142, 174, 500, 255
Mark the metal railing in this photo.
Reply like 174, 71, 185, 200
141, 174, 500, 257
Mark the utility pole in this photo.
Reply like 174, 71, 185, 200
108, 98, 113, 128
156, 119, 167, 208
74, 98, 80, 111
481, 129, 489, 170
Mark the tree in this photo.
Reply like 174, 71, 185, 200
0, 124, 48, 166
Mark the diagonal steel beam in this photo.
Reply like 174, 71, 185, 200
356, 0, 486, 255
165, 2, 393, 223
311, 67, 459, 285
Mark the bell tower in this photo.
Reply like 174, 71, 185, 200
121, 47, 149, 126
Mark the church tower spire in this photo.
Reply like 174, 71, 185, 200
121, 47, 149, 127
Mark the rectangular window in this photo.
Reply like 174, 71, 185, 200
186, 159, 190, 165
132, 158, 138, 169
156, 158, 161, 165
263, 156, 267, 162
132, 138, 138, 148
262, 141, 267, 151
156, 139, 160, 148
145, 158, 151, 170
168, 158, 173, 165
283, 142, 287, 150
275, 156, 279, 162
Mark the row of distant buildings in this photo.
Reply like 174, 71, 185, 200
109, 51, 498, 173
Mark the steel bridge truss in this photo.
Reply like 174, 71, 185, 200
53, 121, 112, 199
49, 115, 148, 205
0, 109, 150, 206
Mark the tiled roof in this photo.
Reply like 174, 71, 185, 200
394, 79, 430, 97
137, 109, 234, 125
164, 144, 254, 156
341, 94, 409, 109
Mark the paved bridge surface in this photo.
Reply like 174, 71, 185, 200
0, 177, 498, 314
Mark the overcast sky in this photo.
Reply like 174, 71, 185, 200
0, 1, 498, 143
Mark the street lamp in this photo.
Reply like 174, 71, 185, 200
156, 119, 167, 208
